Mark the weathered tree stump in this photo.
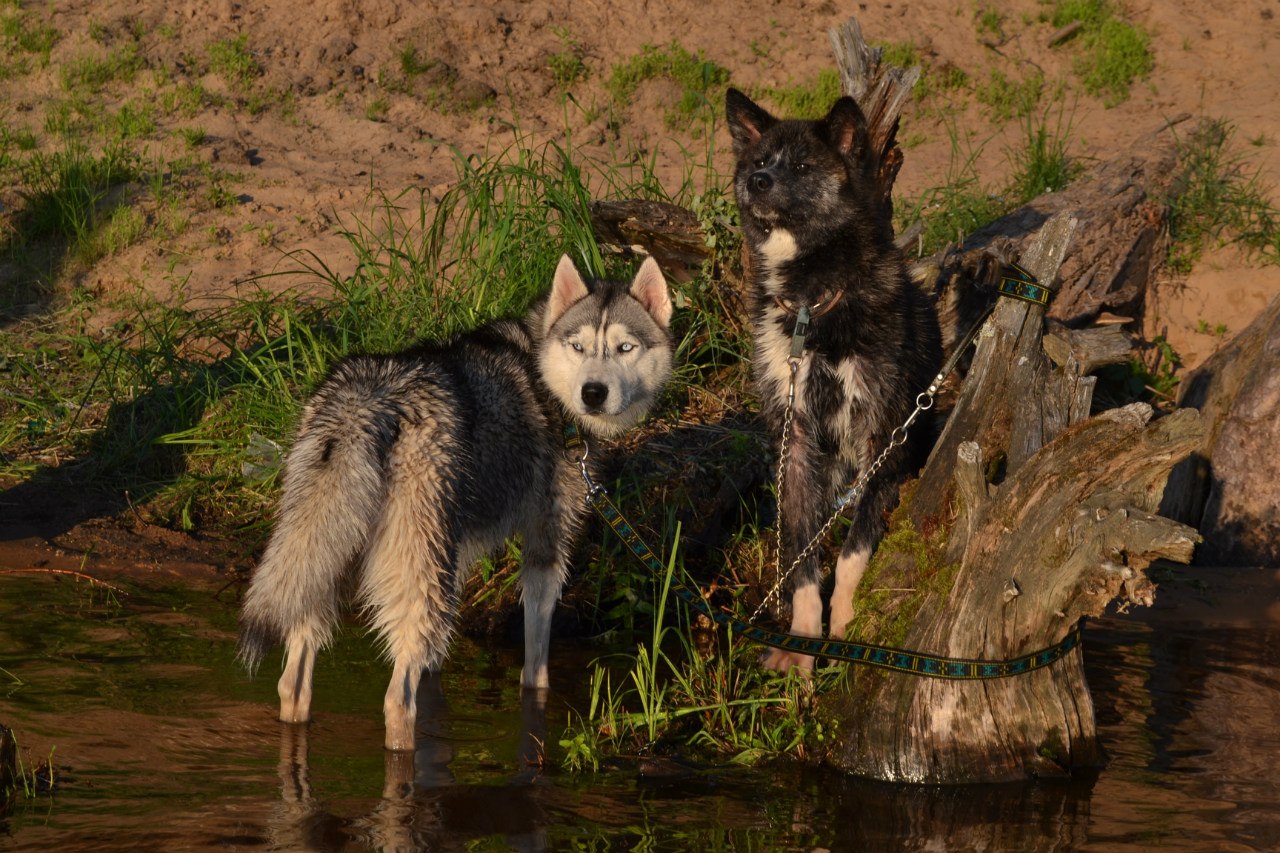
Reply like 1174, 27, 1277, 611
819, 212, 1203, 783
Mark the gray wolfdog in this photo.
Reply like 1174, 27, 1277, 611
725, 88, 942, 673
238, 255, 673, 749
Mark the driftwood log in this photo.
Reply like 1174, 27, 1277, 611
923, 113, 1189, 354
585, 16, 1206, 783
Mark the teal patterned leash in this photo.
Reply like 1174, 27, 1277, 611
563, 263, 1082, 679
564, 423, 1081, 679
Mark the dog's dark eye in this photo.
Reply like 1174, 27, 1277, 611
618, 342, 635, 354
754, 158, 767, 169
794, 162, 809, 173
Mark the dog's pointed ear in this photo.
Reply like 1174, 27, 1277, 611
545, 254, 590, 332
629, 256, 673, 328
824, 96, 869, 160
725, 87, 776, 156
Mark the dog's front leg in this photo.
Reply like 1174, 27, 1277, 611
763, 419, 826, 675
830, 450, 897, 639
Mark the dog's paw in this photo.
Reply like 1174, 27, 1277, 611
759, 647, 814, 675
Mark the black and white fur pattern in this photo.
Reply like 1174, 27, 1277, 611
725, 88, 942, 672
238, 255, 673, 749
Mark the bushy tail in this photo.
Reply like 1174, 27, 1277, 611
237, 361, 408, 672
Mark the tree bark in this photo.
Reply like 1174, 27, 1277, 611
587, 199, 710, 283
1164, 293, 1280, 565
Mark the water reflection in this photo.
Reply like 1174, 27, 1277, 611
263, 668, 1108, 853
2, 569, 1279, 851
268, 673, 552, 852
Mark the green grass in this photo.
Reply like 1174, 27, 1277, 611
608, 42, 731, 129
61, 43, 144, 93
6, 140, 139, 263
1166, 119, 1280, 273
208, 34, 260, 91
548, 26, 588, 89
1008, 101, 1079, 201
0, 3, 58, 75
113, 100, 157, 139
364, 97, 389, 122
897, 97, 1080, 255
975, 68, 1043, 121
398, 45, 436, 78
897, 120, 1009, 254
561, 529, 838, 771
755, 69, 842, 119
179, 126, 207, 148
975, 6, 1005, 39
1047, 0, 1153, 107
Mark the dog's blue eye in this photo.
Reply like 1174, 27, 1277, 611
618, 342, 635, 354
571, 342, 584, 352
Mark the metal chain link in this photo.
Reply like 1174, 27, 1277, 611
752, 363, 946, 622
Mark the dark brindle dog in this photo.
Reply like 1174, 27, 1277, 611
725, 87, 942, 672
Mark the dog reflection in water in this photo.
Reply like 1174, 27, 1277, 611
267, 672, 551, 852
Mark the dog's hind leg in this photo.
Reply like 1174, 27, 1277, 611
517, 524, 570, 696
239, 418, 389, 725
278, 633, 318, 723
359, 461, 459, 751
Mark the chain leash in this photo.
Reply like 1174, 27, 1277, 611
753, 366, 944, 621
751, 268, 1024, 621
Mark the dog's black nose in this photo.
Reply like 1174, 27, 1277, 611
581, 382, 608, 409
749, 170, 773, 192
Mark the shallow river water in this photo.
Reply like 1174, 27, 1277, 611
1, 566, 1277, 852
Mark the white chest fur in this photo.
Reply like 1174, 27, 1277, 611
757, 228, 798, 297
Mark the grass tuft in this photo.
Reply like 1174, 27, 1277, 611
7, 140, 140, 266
61, 43, 143, 93
561, 529, 838, 771
1166, 119, 1280, 273
608, 42, 731, 129
1047, 0, 1153, 107
208, 35, 260, 92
